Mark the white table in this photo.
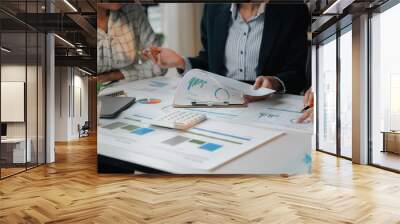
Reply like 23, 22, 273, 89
98, 76, 312, 174
1, 138, 32, 164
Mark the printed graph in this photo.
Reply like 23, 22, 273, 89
187, 77, 207, 91
102, 122, 155, 136
214, 88, 230, 101
162, 135, 223, 152
149, 80, 168, 88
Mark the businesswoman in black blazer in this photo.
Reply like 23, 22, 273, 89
145, 2, 310, 100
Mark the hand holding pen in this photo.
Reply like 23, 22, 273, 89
297, 88, 314, 123
142, 46, 186, 70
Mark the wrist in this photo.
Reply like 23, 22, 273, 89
270, 76, 284, 92
177, 56, 186, 70
113, 71, 124, 81
274, 79, 283, 91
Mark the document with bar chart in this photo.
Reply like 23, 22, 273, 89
98, 118, 283, 170
173, 69, 275, 107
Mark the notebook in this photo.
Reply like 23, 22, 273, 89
99, 96, 136, 119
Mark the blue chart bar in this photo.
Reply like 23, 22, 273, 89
200, 143, 222, 152
149, 80, 168, 87
192, 127, 252, 141
132, 128, 155, 135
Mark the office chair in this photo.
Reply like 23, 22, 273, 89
79, 121, 90, 138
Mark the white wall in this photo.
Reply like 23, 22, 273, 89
160, 3, 203, 77
161, 3, 203, 57
1, 65, 38, 137
72, 74, 89, 138
1, 65, 26, 139
55, 66, 69, 141
1, 63, 47, 164
54, 67, 89, 141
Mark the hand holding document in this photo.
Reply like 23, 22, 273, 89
173, 69, 275, 107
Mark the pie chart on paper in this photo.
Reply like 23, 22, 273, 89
137, 98, 162, 104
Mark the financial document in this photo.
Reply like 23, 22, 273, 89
99, 117, 283, 170
174, 69, 275, 106
241, 94, 313, 132
98, 76, 312, 173
98, 77, 312, 132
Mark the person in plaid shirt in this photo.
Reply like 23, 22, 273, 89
97, 3, 166, 83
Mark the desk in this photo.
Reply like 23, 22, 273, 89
381, 131, 400, 154
98, 76, 313, 174
1, 138, 31, 165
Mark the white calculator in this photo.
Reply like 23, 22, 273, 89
151, 111, 207, 130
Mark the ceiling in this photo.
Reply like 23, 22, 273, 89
0, 0, 96, 74
310, 0, 390, 41
1, 0, 393, 74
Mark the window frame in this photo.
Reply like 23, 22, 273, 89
315, 18, 353, 160
367, 0, 400, 173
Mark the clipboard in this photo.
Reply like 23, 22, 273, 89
172, 69, 275, 108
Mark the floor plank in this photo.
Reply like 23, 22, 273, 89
0, 136, 400, 224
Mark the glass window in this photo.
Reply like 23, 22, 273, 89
0, 0, 46, 179
1, 31, 28, 178
339, 28, 352, 158
317, 36, 337, 154
370, 2, 400, 171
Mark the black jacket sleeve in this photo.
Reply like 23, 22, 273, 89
187, 5, 210, 71
275, 4, 310, 94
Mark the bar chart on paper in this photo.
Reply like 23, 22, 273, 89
98, 118, 283, 170
255, 108, 312, 131
238, 94, 313, 132
173, 69, 275, 107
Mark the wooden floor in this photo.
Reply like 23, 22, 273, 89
1, 136, 400, 224
1, 167, 26, 178
372, 150, 400, 171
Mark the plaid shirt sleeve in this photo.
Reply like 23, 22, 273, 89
97, 5, 166, 79
119, 5, 166, 81
97, 29, 112, 74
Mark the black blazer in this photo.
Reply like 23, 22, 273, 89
187, 3, 310, 95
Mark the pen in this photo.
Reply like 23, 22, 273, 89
144, 47, 161, 57
300, 101, 314, 113
150, 48, 161, 55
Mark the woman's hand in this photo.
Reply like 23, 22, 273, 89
142, 46, 186, 69
297, 88, 314, 123
244, 76, 283, 103
97, 71, 124, 83
142, 46, 186, 70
